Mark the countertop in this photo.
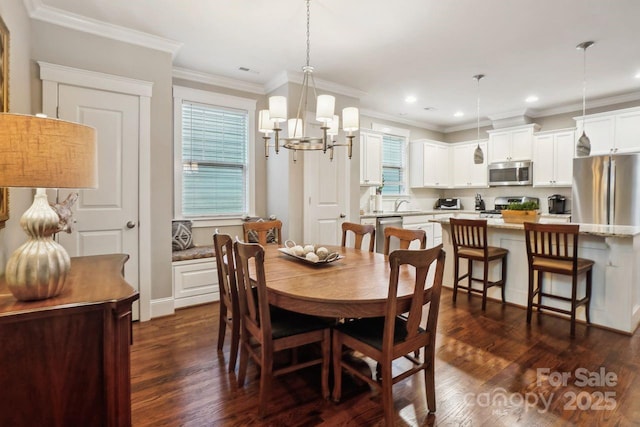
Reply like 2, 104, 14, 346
360, 210, 572, 220
430, 216, 640, 238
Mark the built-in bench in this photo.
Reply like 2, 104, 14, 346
172, 244, 219, 309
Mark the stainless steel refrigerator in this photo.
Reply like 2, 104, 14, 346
572, 154, 640, 226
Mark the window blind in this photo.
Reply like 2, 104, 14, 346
382, 134, 405, 195
181, 102, 248, 216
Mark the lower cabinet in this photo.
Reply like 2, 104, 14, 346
172, 258, 219, 308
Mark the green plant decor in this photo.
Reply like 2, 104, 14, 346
506, 201, 539, 211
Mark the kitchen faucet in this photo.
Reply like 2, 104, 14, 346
394, 198, 410, 212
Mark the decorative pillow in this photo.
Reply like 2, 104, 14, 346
172, 220, 195, 251
244, 216, 277, 243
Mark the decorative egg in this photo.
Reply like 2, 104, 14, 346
305, 252, 320, 263
315, 247, 329, 260
303, 244, 315, 255
292, 245, 305, 257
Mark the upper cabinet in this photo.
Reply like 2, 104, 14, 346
409, 140, 450, 188
533, 129, 574, 187
575, 106, 640, 156
451, 141, 488, 188
359, 130, 383, 186
487, 124, 540, 163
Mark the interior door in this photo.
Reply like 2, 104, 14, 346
303, 132, 348, 246
55, 85, 140, 317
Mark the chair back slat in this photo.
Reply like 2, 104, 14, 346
341, 222, 376, 252
450, 218, 489, 255
384, 246, 445, 351
213, 234, 238, 311
234, 241, 271, 341
383, 226, 427, 255
243, 220, 283, 246
524, 222, 579, 263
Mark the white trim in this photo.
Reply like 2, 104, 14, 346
571, 105, 640, 121
173, 85, 257, 219
360, 108, 445, 133
25, 0, 182, 57
40, 63, 154, 322
264, 70, 367, 99
150, 297, 175, 318
173, 67, 265, 95
38, 61, 153, 97
371, 122, 411, 139
174, 293, 219, 309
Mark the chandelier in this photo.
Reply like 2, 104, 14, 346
260, 0, 359, 161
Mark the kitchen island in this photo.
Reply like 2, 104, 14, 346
431, 216, 640, 334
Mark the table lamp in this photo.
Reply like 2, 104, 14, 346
0, 113, 97, 301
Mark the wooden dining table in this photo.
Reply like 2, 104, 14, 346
262, 245, 420, 318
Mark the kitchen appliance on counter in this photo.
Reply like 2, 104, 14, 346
488, 160, 533, 186
474, 193, 485, 211
572, 154, 640, 226
548, 194, 568, 214
435, 198, 461, 210
479, 196, 539, 218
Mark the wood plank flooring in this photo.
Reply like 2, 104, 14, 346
130, 290, 640, 426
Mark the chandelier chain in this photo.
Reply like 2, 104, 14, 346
306, 0, 311, 67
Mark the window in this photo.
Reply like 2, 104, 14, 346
381, 134, 406, 195
174, 86, 256, 218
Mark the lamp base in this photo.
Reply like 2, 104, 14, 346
5, 188, 70, 301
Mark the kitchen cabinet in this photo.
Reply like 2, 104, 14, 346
360, 130, 383, 186
487, 124, 540, 163
451, 141, 488, 188
533, 129, 574, 187
575, 106, 640, 155
409, 140, 450, 188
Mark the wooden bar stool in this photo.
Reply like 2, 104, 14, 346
523, 222, 594, 336
450, 218, 508, 310
341, 222, 376, 252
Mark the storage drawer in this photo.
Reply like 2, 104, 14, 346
172, 258, 219, 308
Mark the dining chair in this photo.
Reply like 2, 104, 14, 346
213, 233, 240, 373
523, 222, 594, 336
449, 218, 508, 310
242, 219, 283, 246
233, 240, 331, 417
332, 245, 446, 426
383, 226, 426, 255
341, 222, 376, 252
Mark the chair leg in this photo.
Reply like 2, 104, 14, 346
467, 259, 473, 297
481, 259, 489, 310
570, 275, 578, 337
501, 255, 507, 304
228, 316, 240, 373
536, 271, 543, 311
258, 351, 272, 417
321, 329, 331, 400
332, 332, 343, 402
527, 269, 534, 324
237, 336, 249, 387
424, 347, 436, 413
381, 360, 395, 427
217, 303, 227, 351
452, 255, 460, 303
585, 269, 593, 325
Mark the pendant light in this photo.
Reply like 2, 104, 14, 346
473, 74, 485, 164
576, 41, 594, 157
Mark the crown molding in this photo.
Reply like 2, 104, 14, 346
264, 70, 367, 100
24, 0, 182, 57
359, 108, 445, 133
529, 90, 640, 118
172, 67, 265, 95
442, 118, 494, 134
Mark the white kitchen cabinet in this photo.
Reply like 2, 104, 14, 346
172, 257, 219, 308
451, 141, 488, 188
360, 130, 383, 186
574, 106, 640, 156
409, 140, 450, 188
487, 124, 540, 163
533, 129, 574, 187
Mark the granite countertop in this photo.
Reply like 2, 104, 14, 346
360, 209, 478, 219
430, 216, 640, 238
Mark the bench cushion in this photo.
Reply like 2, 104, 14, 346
172, 245, 216, 262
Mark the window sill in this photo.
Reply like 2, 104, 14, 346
188, 217, 246, 228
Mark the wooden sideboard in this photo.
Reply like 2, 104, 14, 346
0, 254, 139, 426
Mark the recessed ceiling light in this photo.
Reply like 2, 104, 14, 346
635, 72, 640, 79
525, 95, 539, 103
405, 95, 417, 103
454, 111, 464, 117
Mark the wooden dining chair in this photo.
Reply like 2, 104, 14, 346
332, 245, 446, 426
383, 226, 426, 255
341, 222, 376, 252
233, 240, 331, 417
449, 218, 508, 310
523, 222, 594, 336
213, 233, 240, 373
242, 219, 283, 246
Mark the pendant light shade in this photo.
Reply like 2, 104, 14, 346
576, 41, 594, 157
473, 74, 485, 165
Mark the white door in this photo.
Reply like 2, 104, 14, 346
55, 85, 140, 317
303, 143, 348, 246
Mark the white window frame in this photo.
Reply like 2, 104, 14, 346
173, 85, 256, 224
372, 123, 410, 196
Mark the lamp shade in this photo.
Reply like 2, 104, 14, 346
316, 94, 335, 123
0, 114, 97, 189
268, 96, 287, 123
342, 107, 359, 131
258, 109, 273, 134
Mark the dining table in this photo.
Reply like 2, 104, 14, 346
261, 244, 423, 318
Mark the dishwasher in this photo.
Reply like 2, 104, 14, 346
375, 216, 403, 254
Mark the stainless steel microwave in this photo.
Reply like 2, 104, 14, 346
488, 160, 533, 186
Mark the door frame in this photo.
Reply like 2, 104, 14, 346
39, 61, 153, 321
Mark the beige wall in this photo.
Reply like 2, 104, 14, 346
30, 20, 174, 301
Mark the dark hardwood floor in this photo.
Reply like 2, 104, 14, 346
130, 290, 640, 426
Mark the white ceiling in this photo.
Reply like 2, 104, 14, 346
29, 0, 640, 132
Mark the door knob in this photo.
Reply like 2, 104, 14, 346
339, 213, 346, 218
126, 221, 136, 229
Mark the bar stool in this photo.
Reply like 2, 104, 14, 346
523, 222, 594, 336
450, 218, 508, 310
